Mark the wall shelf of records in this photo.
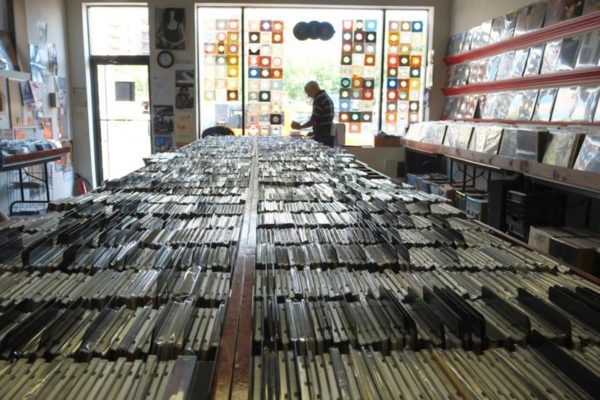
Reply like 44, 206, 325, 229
443, 1, 600, 125
403, 121, 600, 194
445, 4, 600, 66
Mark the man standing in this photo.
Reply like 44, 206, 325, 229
291, 81, 335, 147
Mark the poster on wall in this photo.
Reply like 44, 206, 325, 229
152, 105, 174, 135
42, 117, 53, 139
174, 112, 195, 145
37, 21, 48, 42
0, 78, 9, 129
29, 44, 47, 82
20, 81, 34, 105
47, 43, 58, 75
154, 135, 174, 152
56, 77, 69, 139
0, 31, 19, 71
155, 8, 186, 50
175, 67, 194, 110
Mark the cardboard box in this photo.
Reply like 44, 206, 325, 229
528, 226, 573, 254
549, 237, 600, 274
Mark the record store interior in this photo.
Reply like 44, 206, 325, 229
1, 0, 600, 398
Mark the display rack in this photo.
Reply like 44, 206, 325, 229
443, 67, 600, 96
444, 11, 600, 66
1, 147, 71, 215
399, 138, 600, 195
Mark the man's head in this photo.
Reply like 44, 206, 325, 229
304, 81, 321, 98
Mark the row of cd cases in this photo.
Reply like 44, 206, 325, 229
405, 121, 599, 173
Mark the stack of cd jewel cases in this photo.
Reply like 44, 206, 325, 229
2, 137, 599, 397
251, 138, 600, 399
0, 137, 256, 398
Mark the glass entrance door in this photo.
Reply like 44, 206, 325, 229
91, 59, 151, 181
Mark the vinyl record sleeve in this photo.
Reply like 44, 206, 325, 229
516, 129, 545, 161
422, 122, 446, 144
506, 90, 538, 120
519, 89, 540, 120
524, 44, 546, 76
582, 0, 600, 15
498, 129, 518, 157
444, 124, 473, 148
501, 11, 519, 41
460, 30, 474, 53
551, 86, 579, 121
555, 36, 582, 71
570, 86, 600, 122
542, 130, 583, 167
484, 55, 502, 81
470, 21, 492, 49
446, 33, 464, 56
470, 126, 503, 153
541, 39, 563, 74
573, 134, 600, 172
449, 64, 470, 86
442, 96, 460, 119
405, 123, 424, 141
506, 91, 527, 120
532, 87, 558, 121
493, 92, 512, 119
575, 30, 600, 69
489, 16, 505, 43
496, 51, 516, 80
468, 59, 487, 84
478, 93, 494, 119
545, 0, 567, 26
515, 1, 548, 35
561, 0, 585, 20
511, 48, 530, 78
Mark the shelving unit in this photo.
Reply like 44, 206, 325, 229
444, 11, 600, 66
399, 138, 600, 195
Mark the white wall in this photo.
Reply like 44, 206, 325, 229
66, 0, 451, 187
450, 0, 534, 35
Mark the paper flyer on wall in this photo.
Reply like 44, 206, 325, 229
174, 112, 196, 146
175, 64, 194, 110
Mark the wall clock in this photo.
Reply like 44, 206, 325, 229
157, 50, 174, 68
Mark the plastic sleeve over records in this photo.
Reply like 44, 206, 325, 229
533, 88, 558, 121
542, 130, 582, 168
541, 39, 563, 74
573, 134, 600, 173
555, 35, 583, 71
575, 30, 600, 69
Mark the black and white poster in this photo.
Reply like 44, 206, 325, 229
152, 105, 174, 135
155, 8, 185, 50
175, 67, 194, 109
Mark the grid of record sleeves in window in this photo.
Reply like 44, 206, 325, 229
246, 20, 285, 136
202, 18, 241, 103
339, 19, 378, 135
383, 19, 426, 134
